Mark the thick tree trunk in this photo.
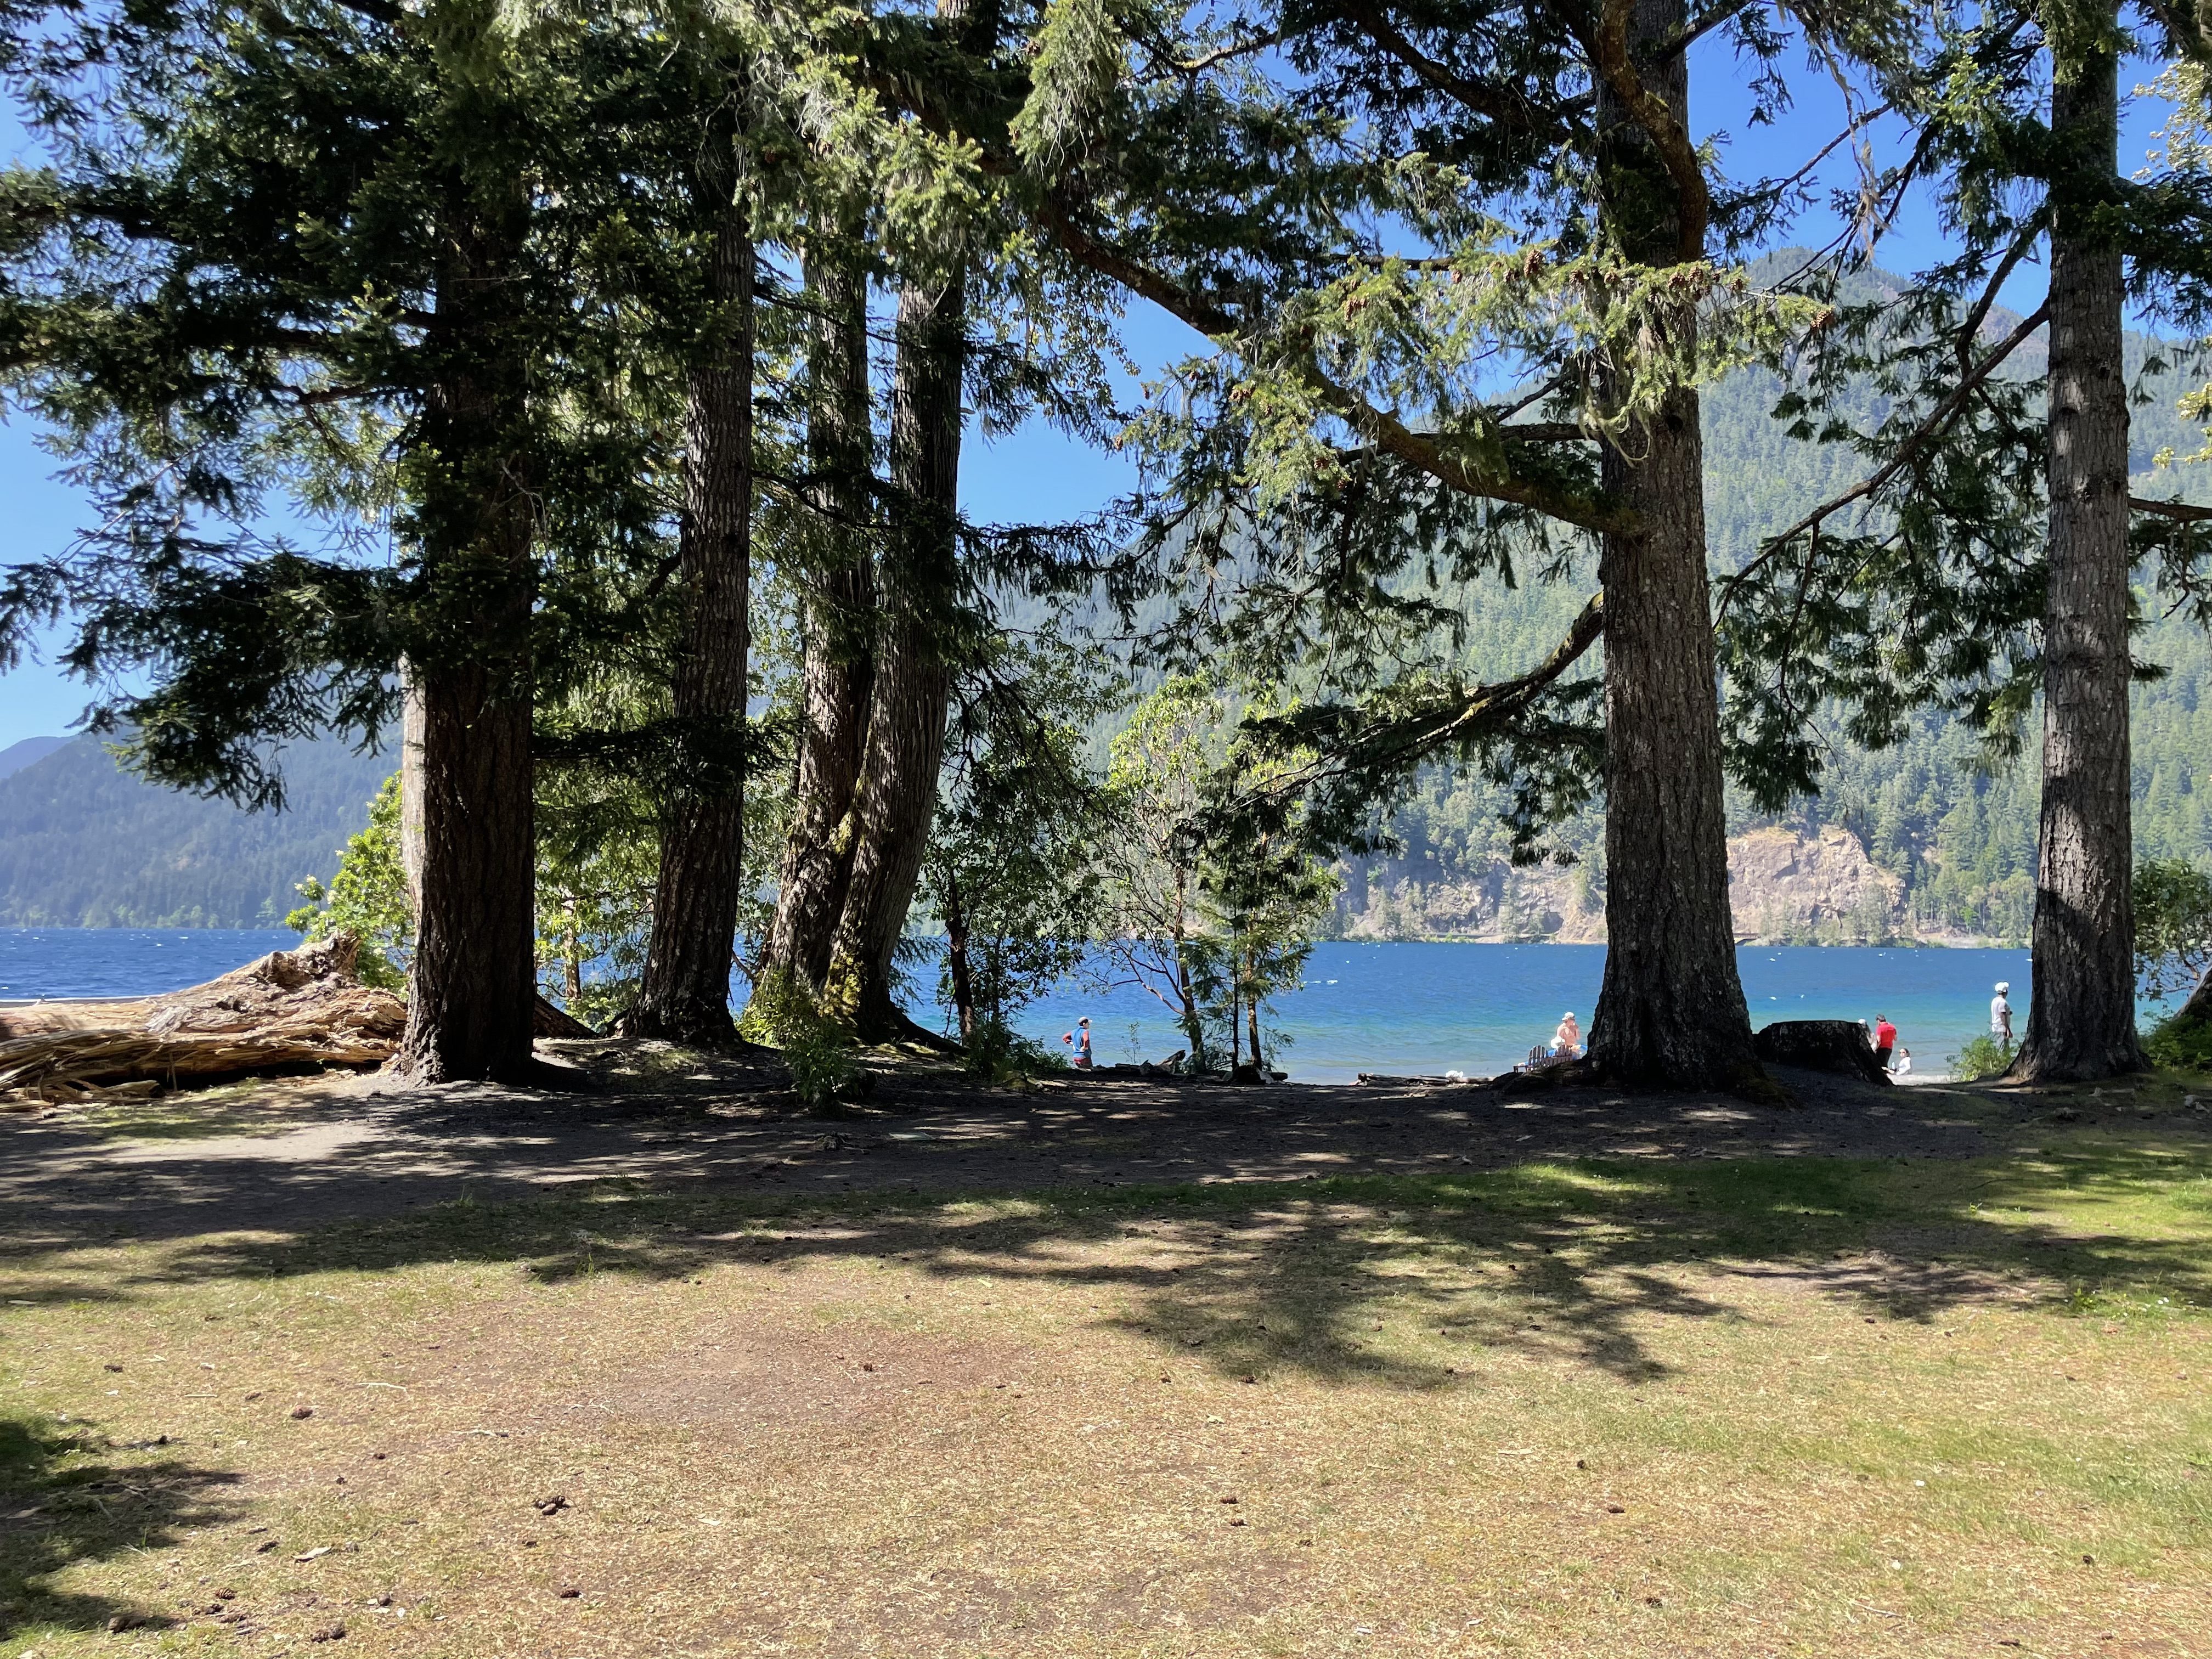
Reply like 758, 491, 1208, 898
396, 201, 539, 1084
399, 656, 537, 1080
1585, 0, 1760, 1088
758, 249, 876, 1001
635, 205, 755, 1046
822, 272, 965, 1038
2014, 36, 2145, 1082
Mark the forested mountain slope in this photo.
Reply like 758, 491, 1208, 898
0, 733, 393, 928
1339, 273, 2212, 946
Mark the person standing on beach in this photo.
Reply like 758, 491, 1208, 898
1063, 1018, 1093, 1068
1873, 1015, 1897, 1070
1991, 983, 2014, 1051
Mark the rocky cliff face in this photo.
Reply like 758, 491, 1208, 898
1726, 825, 1903, 943
1332, 823, 1909, 944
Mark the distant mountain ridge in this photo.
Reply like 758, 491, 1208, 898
0, 733, 394, 928
0, 736, 68, 781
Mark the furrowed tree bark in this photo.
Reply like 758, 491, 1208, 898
1584, 0, 1761, 1088
758, 245, 876, 1002
822, 269, 966, 1039
400, 654, 536, 1081
396, 195, 540, 1085
398, 662, 426, 914
2014, 29, 2146, 1081
634, 199, 756, 1046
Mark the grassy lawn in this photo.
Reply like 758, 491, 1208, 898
3, 1121, 2210, 1656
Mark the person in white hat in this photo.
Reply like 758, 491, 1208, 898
1990, 983, 2013, 1050
1551, 1011, 1583, 1059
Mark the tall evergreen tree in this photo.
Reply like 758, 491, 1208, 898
2017, 9, 2145, 1080
1711, 3, 2212, 1080
760, 232, 877, 1001
879, 0, 1900, 1085
634, 49, 761, 1047
0, 0, 683, 1080
816, 0, 1002, 1040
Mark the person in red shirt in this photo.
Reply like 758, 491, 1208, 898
1873, 1016, 1897, 1071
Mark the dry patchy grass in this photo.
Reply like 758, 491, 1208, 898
2, 1135, 2209, 1657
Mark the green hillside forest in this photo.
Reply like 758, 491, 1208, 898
1329, 298, 2212, 949
0, 732, 393, 929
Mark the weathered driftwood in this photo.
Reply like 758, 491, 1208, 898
1751, 1019, 1892, 1085
0, 934, 405, 1108
534, 998, 596, 1039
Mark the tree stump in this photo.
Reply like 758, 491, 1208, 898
1751, 1020, 1891, 1085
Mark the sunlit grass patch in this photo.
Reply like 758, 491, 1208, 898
2, 1136, 2208, 1656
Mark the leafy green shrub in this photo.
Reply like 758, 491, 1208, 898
962, 1019, 1068, 1084
1947, 1034, 2012, 1081
740, 968, 864, 1108
2144, 1014, 2212, 1073
286, 774, 410, 990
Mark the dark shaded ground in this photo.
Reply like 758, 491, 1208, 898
2, 1036, 2166, 1250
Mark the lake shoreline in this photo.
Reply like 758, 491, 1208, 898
0, 929, 2055, 1086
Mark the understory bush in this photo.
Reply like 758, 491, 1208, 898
2144, 1014, 2212, 1073
285, 774, 410, 990
962, 1019, 1069, 1084
739, 968, 862, 1108
1948, 1034, 2012, 1081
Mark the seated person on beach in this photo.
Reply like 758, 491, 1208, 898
1550, 1012, 1583, 1059
1891, 1047, 1912, 1076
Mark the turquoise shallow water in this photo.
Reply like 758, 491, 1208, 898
0, 928, 2125, 1084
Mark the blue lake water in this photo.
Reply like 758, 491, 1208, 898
1, 926, 2062, 1081
0, 929, 306, 1000
1011, 941, 2042, 1082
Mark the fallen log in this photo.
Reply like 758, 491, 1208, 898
0, 934, 404, 1107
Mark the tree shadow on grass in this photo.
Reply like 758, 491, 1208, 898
0, 1412, 246, 1641
19, 1142, 2210, 1395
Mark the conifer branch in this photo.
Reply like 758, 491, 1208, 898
1328, 0, 1579, 137
2134, 496, 2212, 522
1670, 0, 1756, 55
2140, 0, 2212, 66
1172, 31, 1282, 73
1028, 196, 1635, 533
1235, 592, 1606, 799
1296, 362, 1635, 531
1957, 219, 2045, 380
1716, 300, 2051, 616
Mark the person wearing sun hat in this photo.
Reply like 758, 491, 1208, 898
1990, 983, 2013, 1050
1551, 1011, 1583, 1059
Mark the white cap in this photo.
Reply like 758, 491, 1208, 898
1995, 982, 2010, 994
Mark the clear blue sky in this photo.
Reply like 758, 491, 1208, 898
0, 32, 2180, 752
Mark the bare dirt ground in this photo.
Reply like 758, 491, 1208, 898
0, 1041, 2111, 1248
